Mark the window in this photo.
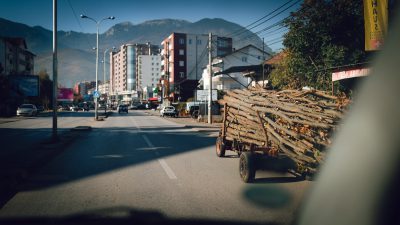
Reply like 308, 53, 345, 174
179, 38, 185, 45
242, 57, 247, 62
179, 61, 185, 67
179, 72, 185, 78
197, 40, 202, 45
179, 49, 184, 55
188, 39, 192, 44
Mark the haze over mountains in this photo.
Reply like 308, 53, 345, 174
0, 17, 272, 87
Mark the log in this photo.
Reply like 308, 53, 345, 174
218, 87, 349, 173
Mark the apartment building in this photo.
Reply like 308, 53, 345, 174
0, 37, 35, 76
109, 43, 159, 101
137, 55, 161, 99
160, 33, 232, 102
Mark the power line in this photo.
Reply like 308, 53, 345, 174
226, 0, 296, 37
65, 0, 92, 47
231, 0, 301, 39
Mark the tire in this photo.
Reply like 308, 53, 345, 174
239, 152, 256, 183
216, 137, 226, 157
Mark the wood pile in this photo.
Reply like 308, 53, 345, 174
218, 88, 351, 174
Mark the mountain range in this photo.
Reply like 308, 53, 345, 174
0, 17, 272, 87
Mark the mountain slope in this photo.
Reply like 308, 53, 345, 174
0, 17, 272, 86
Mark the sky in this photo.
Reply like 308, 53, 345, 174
0, 0, 302, 51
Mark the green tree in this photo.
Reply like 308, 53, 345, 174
271, 0, 369, 91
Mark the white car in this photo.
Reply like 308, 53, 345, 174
16, 104, 38, 116
160, 106, 177, 117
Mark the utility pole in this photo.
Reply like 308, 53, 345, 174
208, 33, 212, 124
262, 37, 265, 88
195, 36, 198, 106
52, 0, 58, 140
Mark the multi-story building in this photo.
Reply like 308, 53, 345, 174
137, 55, 161, 99
98, 82, 110, 96
73, 81, 96, 97
110, 43, 159, 103
0, 37, 35, 76
160, 33, 232, 102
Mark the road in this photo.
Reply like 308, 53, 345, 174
0, 110, 311, 224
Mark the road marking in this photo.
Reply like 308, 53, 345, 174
158, 159, 177, 179
142, 134, 177, 180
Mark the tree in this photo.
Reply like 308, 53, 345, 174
270, 0, 370, 91
38, 69, 53, 109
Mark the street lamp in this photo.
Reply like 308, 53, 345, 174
81, 14, 115, 120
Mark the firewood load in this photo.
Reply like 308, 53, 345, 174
218, 88, 351, 174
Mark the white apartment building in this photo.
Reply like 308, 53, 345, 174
110, 43, 159, 103
98, 82, 110, 96
202, 44, 270, 90
137, 55, 161, 99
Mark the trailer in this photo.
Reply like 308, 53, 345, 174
215, 88, 349, 183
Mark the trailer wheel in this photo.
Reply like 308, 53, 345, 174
216, 137, 226, 157
239, 152, 256, 183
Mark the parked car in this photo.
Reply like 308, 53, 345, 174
160, 106, 178, 117
118, 104, 128, 113
16, 104, 38, 116
36, 105, 45, 112
189, 105, 200, 119
70, 105, 79, 112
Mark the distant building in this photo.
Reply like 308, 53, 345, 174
0, 37, 35, 76
73, 81, 96, 97
137, 55, 161, 99
160, 33, 232, 102
110, 43, 159, 103
98, 82, 110, 96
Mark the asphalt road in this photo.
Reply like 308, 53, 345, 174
0, 110, 311, 224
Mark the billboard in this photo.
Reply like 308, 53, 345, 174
332, 68, 371, 82
196, 89, 218, 102
57, 88, 73, 102
9, 75, 39, 97
364, 0, 388, 51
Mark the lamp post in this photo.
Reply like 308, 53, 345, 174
81, 14, 115, 120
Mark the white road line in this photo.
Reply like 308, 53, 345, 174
158, 159, 177, 179
141, 134, 177, 180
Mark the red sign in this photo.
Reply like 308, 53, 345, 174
57, 88, 74, 101
332, 68, 370, 82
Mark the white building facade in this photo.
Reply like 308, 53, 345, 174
202, 45, 269, 90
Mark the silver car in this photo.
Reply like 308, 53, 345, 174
16, 104, 38, 116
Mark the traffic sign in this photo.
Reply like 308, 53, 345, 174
93, 90, 100, 98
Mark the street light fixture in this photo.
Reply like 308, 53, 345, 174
81, 14, 115, 120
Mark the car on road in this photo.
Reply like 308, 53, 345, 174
160, 106, 178, 117
16, 104, 38, 116
118, 104, 128, 113
70, 105, 79, 112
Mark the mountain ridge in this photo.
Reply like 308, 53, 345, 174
0, 17, 272, 87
